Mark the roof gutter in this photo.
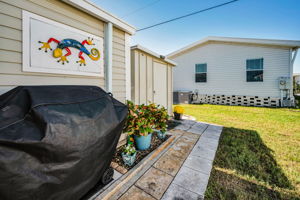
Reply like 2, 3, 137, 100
61, 0, 136, 35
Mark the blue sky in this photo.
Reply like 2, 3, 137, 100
91, 0, 300, 73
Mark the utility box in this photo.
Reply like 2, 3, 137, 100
173, 91, 192, 104
279, 76, 291, 90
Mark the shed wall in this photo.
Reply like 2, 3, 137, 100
0, 0, 127, 102
131, 49, 173, 114
171, 42, 291, 98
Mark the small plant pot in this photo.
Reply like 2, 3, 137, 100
157, 130, 167, 139
134, 133, 152, 150
174, 112, 182, 120
121, 152, 136, 166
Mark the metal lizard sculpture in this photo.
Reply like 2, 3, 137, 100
38, 37, 100, 65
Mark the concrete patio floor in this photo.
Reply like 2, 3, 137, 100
113, 119, 223, 200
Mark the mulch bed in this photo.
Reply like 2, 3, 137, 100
112, 132, 171, 170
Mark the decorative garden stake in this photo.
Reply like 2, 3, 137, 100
121, 144, 136, 166
38, 37, 100, 65
157, 130, 166, 139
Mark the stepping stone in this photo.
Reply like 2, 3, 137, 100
181, 119, 197, 125
206, 125, 223, 132
196, 136, 219, 150
182, 132, 200, 140
197, 136, 219, 150
153, 151, 185, 176
118, 186, 155, 200
201, 129, 221, 140
183, 155, 213, 175
135, 167, 173, 199
172, 166, 209, 196
167, 136, 197, 159
202, 128, 222, 136
174, 123, 191, 131
187, 122, 209, 135
190, 144, 217, 161
161, 183, 202, 200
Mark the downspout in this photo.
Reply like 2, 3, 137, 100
290, 48, 298, 102
292, 48, 298, 64
105, 22, 113, 93
125, 33, 131, 100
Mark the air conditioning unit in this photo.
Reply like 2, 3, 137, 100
282, 99, 293, 107
278, 77, 291, 90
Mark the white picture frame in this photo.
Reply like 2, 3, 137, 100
22, 10, 104, 77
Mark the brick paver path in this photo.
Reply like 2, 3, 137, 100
118, 120, 223, 200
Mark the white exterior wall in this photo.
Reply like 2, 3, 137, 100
172, 42, 291, 98
0, 0, 128, 103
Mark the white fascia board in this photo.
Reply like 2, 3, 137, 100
167, 36, 300, 58
131, 45, 177, 66
62, 0, 136, 35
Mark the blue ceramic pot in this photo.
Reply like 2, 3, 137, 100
122, 152, 136, 166
134, 133, 152, 150
157, 130, 166, 139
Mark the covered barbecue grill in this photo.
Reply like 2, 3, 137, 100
0, 86, 127, 200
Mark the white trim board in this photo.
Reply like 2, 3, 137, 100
62, 0, 136, 35
125, 33, 131, 100
131, 45, 177, 66
168, 36, 300, 58
22, 10, 104, 77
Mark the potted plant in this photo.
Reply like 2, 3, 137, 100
174, 106, 184, 120
124, 101, 155, 150
154, 105, 169, 139
121, 143, 136, 166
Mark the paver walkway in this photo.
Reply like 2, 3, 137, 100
117, 119, 223, 200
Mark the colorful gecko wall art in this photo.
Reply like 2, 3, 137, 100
38, 37, 100, 65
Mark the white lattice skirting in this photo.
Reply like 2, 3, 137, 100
192, 94, 280, 107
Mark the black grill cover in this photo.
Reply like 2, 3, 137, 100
0, 86, 127, 200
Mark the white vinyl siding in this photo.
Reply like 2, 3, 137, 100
172, 42, 290, 98
0, 0, 127, 102
131, 49, 174, 114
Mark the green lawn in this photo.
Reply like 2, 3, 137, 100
180, 104, 300, 200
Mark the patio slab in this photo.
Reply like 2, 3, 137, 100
93, 120, 222, 200
153, 151, 185, 176
161, 183, 202, 200
190, 144, 217, 161
167, 134, 199, 159
183, 155, 213, 175
135, 167, 173, 199
172, 166, 210, 196
118, 186, 155, 200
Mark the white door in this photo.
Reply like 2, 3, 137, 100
153, 62, 167, 107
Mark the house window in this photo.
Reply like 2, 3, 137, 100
246, 58, 263, 82
195, 63, 207, 82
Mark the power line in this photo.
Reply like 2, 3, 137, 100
122, 0, 163, 17
137, 0, 240, 32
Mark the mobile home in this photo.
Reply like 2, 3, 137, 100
168, 36, 300, 107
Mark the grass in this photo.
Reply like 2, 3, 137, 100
179, 104, 300, 200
